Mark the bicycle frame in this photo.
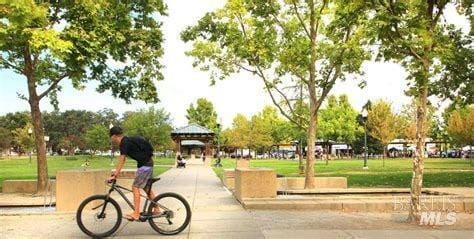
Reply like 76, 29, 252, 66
101, 181, 172, 219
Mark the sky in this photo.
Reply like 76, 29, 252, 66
0, 1, 470, 128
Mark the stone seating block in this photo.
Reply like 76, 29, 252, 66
2, 180, 56, 193
234, 168, 276, 202
56, 170, 108, 211
223, 169, 235, 189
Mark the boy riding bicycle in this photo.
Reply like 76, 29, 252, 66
109, 126, 160, 221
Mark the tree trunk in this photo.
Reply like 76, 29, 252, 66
305, 107, 316, 189
408, 86, 428, 223
298, 143, 304, 175
26, 75, 49, 195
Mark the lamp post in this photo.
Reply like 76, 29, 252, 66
109, 123, 114, 165
361, 108, 368, 170
28, 128, 32, 164
216, 123, 222, 167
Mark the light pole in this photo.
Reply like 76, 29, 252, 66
28, 128, 32, 164
216, 123, 222, 167
361, 108, 369, 170
109, 123, 114, 165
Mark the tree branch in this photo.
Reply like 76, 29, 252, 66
38, 73, 68, 100
290, 0, 311, 39
313, 0, 328, 40
256, 66, 307, 128
432, 1, 447, 27
1, 59, 23, 73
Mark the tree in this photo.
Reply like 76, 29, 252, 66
447, 106, 474, 149
42, 110, 104, 154
97, 108, 120, 127
0, 111, 30, 153
12, 122, 35, 155
249, 112, 273, 154
369, 0, 472, 222
186, 98, 218, 132
181, 0, 370, 188
0, 1, 167, 194
228, 114, 251, 156
366, 100, 398, 167
0, 127, 12, 156
122, 107, 173, 151
318, 94, 361, 162
84, 124, 109, 157
58, 135, 85, 156
0, 111, 31, 132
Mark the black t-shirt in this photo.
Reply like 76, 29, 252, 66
119, 136, 154, 168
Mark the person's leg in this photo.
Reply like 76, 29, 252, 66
132, 186, 141, 215
147, 189, 161, 214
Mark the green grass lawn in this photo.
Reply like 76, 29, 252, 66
0, 155, 175, 192
212, 158, 474, 188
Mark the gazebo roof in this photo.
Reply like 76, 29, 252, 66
171, 124, 214, 136
181, 140, 205, 146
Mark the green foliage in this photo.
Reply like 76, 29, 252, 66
249, 111, 273, 152
84, 124, 109, 155
369, 1, 472, 101
43, 110, 102, 152
0, 127, 12, 152
0, 0, 167, 103
0, 112, 31, 131
182, 1, 371, 183
447, 106, 474, 147
186, 98, 218, 132
58, 135, 85, 155
318, 94, 361, 144
366, 100, 398, 146
122, 107, 173, 151
226, 114, 251, 149
12, 122, 35, 153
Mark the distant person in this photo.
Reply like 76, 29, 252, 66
202, 152, 206, 163
177, 153, 186, 168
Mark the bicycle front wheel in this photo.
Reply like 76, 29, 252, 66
76, 195, 122, 238
148, 192, 191, 235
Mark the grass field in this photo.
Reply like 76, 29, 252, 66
212, 158, 474, 188
0, 156, 175, 192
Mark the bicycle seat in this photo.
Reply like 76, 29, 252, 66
148, 177, 161, 185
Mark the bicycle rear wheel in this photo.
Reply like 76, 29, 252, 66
148, 192, 191, 235
76, 195, 122, 238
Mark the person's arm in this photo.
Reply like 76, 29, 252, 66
110, 155, 126, 180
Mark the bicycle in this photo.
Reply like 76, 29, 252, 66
76, 177, 191, 238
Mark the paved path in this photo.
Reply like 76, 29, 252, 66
1, 159, 473, 238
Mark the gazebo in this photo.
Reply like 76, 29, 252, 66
171, 124, 215, 157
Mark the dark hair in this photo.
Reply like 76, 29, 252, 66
109, 126, 123, 137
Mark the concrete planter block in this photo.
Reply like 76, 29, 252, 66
56, 170, 109, 211
236, 159, 250, 168
2, 180, 56, 193
223, 169, 235, 190
314, 177, 347, 189
234, 168, 276, 202
277, 177, 347, 190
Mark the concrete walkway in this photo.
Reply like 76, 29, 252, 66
1, 160, 473, 238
